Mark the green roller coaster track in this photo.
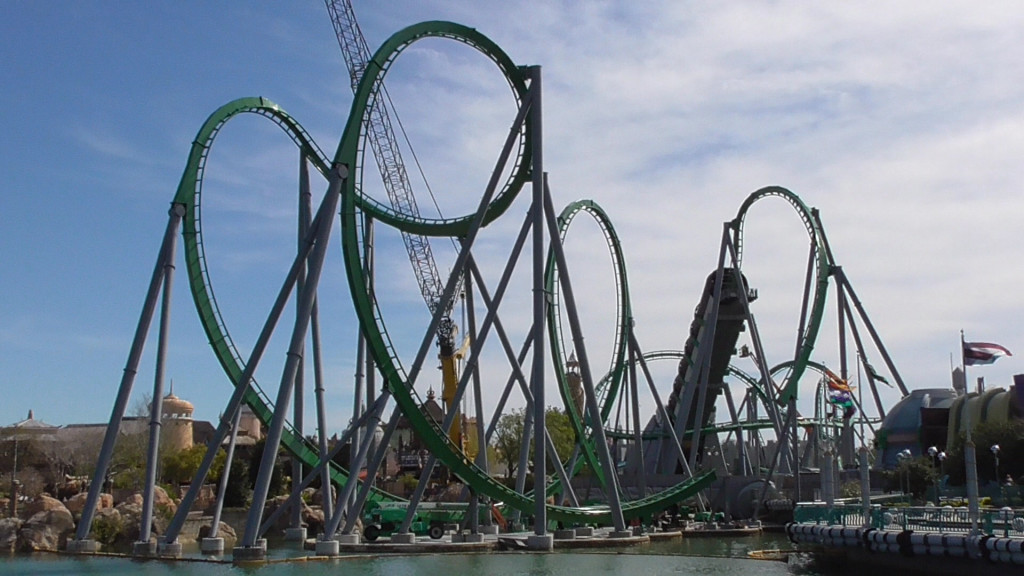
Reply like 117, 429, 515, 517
173, 100, 830, 524
732, 186, 830, 405
171, 21, 874, 526
338, 21, 714, 523
175, 96, 403, 502
546, 199, 631, 487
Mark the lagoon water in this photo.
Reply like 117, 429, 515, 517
1, 532, 809, 575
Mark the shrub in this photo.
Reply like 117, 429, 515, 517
91, 513, 123, 546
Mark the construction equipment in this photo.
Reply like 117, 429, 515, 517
324, 0, 464, 450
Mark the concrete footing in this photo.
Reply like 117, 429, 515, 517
315, 539, 340, 556
157, 540, 182, 557
575, 527, 595, 537
609, 530, 634, 539
480, 525, 499, 535
526, 534, 554, 551
132, 540, 157, 556
554, 529, 576, 540
337, 533, 360, 545
67, 539, 101, 554
200, 537, 224, 554
233, 545, 267, 562
283, 527, 307, 542
462, 533, 485, 543
390, 532, 417, 544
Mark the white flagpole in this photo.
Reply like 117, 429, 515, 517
960, 329, 968, 386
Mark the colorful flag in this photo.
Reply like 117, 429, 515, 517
963, 341, 1012, 366
824, 369, 851, 392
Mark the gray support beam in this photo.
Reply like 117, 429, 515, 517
240, 164, 343, 549
310, 280, 331, 523
629, 334, 706, 511
396, 361, 489, 535
541, 179, 625, 533
385, 78, 537, 456
859, 446, 871, 526
207, 404, 243, 542
833, 269, 908, 396
341, 399, 402, 535
163, 168, 345, 546
790, 398, 801, 501
290, 152, 311, 535
136, 207, 180, 552
461, 246, 582, 505
528, 66, 547, 538
351, 328, 365, 503
753, 403, 797, 519
685, 225, 732, 472
363, 217, 376, 422
72, 204, 184, 547
794, 242, 816, 361
465, 273, 491, 496
467, 283, 592, 506
627, 331, 646, 494
723, 386, 748, 476
323, 394, 389, 537
722, 230, 787, 466
260, 393, 387, 539
838, 294, 886, 419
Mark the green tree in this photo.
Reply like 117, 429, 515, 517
544, 407, 576, 465
247, 438, 288, 496
222, 457, 251, 507
883, 456, 938, 502
491, 406, 578, 480
943, 420, 1024, 486
109, 432, 148, 490
161, 444, 226, 486
494, 409, 525, 480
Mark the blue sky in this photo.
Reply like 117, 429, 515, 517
3, 1, 1024, 435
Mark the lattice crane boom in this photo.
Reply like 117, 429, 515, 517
324, 0, 450, 321
325, 0, 463, 449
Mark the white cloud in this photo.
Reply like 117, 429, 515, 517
7, 0, 1024, 443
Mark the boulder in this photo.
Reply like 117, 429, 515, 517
17, 508, 75, 552
311, 485, 336, 507
65, 492, 116, 517
198, 521, 236, 541
23, 494, 68, 518
64, 493, 88, 516
114, 501, 143, 543
0, 518, 23, 552
262, 495, 292, 532
263, 495, 327, 534
152, 486, 177, 518
302, 507, 325, 535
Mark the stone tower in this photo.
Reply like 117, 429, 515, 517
160, 391, 194, 453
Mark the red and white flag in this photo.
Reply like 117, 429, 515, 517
963, 341, 1012, 366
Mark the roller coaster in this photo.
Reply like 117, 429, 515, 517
67, 15, 909, 560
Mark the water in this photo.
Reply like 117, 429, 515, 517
0, 533, 806, 575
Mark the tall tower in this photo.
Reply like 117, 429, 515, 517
160, 391, 194, 453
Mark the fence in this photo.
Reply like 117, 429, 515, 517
793, 502, 1024, 538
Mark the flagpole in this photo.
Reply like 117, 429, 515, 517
960, 329, 967, 391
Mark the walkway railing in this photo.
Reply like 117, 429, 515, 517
793, 502, 1024, 538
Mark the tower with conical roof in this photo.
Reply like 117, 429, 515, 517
160, 387, 194, 453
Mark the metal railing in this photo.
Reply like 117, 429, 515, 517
794, 502, 1024, 537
